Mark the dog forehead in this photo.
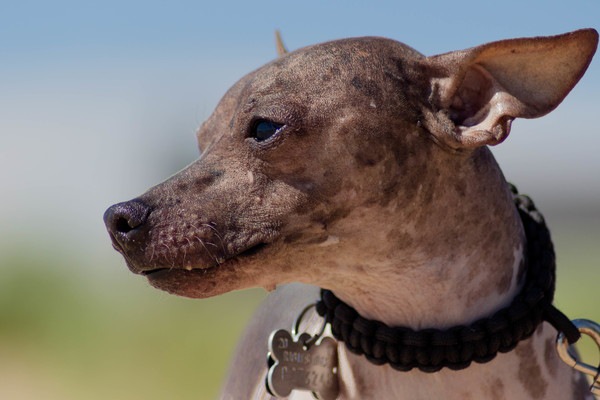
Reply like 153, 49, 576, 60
257, 36, 425, 84
220, 37, 429, 120
283, 36, 424, 66
198, 36, 428, 148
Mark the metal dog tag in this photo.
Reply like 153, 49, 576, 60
266, 304, 339, 399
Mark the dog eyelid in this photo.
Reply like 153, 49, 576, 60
251, 119, 285, 142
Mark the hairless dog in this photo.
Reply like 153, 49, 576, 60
105, 29, 598, 399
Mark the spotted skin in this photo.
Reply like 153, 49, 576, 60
104, 30, 598, 399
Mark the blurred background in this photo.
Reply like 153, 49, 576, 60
0, 1, 598, 398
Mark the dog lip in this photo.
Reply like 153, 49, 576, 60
140, 242, 269, 276
142, 268, 169, 276
236, 242, 268, 258
141, 267, 210, 276
141, 241, 273, 298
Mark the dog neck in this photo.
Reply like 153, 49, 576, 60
313, 147, 526, 330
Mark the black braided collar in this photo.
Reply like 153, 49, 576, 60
315, 186, 580, 373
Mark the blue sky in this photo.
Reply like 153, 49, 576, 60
2, 1, 599, 65
0, 0, 598, 273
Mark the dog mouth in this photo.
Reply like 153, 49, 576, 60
141, 242, 269, 275
234, 242, 268, 258
141, 242, 270, 298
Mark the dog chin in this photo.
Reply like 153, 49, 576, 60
144, 268, 229, 298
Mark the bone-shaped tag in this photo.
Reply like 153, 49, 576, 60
267, 329, 339, 400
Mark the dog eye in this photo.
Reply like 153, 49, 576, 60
252, 120, 284, 142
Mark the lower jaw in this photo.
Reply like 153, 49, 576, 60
145, 267, 229, 299
139, 241, 271, 298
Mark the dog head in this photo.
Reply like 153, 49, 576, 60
104, 30, 597, 298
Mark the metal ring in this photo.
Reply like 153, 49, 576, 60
556, 318, 600, 395
293, 303, 327, 347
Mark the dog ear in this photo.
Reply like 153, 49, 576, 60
275, 30, 288, 57
421, 29, 598, 150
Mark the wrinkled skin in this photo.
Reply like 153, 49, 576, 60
105, 30, 598, 399
109, 38, 446, 299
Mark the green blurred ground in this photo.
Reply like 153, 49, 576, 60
0, 251, 266, 400
0, 217, 597, 399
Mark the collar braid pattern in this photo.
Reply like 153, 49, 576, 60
316, 185, 580, 372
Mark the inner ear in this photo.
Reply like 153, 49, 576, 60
449, 65, 494, 127
422, 29, 598, 151
430, 63, 521, 149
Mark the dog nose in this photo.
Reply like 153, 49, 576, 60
103, 200, 151, 245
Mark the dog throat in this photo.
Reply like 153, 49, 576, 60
264, 187, 583, 398
313, 186, 580, 373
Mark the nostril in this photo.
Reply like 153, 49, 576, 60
104, 200, 152, 238
115, 215, 135, 233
